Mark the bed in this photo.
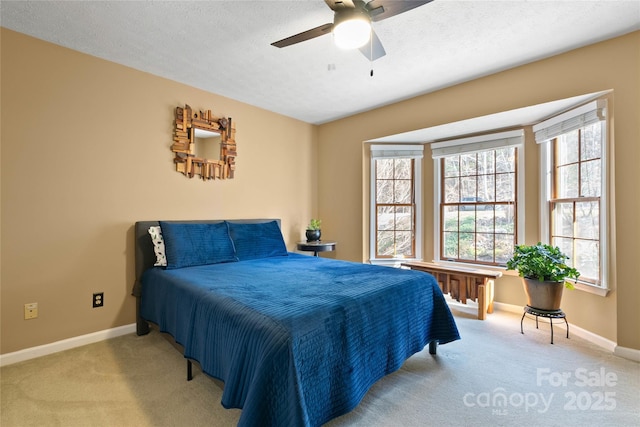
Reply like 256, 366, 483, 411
132, 219, 460, 427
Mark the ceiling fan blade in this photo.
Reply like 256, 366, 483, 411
366, 0, 433, 22
324, 0, 356, 11
271, 23, 334, 48
359, 29, 386, 61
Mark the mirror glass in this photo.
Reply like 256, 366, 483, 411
193, 128, 221, 160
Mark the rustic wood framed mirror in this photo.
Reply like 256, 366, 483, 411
170, 104, 237, 180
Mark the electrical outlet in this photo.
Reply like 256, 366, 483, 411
24, 302, 38, 319
93, 292, 104, 308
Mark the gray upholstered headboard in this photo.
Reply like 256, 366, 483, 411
132, 218, 281, 335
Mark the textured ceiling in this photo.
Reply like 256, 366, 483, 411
1, 1, 639, 125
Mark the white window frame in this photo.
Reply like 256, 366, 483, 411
431, 130, 525, 268
534, 99, 610, 295
369, 144, 423, 266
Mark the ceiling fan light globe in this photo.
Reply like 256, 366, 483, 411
333, 17, 371, 49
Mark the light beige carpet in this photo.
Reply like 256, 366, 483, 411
2, 306, 639, 426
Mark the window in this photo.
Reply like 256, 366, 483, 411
432, 130, 524, 266
535, 99, 608, 289
375, 158, 415, 258
369, 145, 423, 264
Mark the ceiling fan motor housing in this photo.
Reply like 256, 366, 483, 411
333, 8, 372, 49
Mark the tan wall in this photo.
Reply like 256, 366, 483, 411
0, 29, 318, 354
317, 32, 640, 350
2, 28, 638, 355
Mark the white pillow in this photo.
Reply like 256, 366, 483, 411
148, 226, 167, 267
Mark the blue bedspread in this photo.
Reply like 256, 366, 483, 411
140, 253, 460, 426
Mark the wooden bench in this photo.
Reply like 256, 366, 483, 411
401, 261, 502, 320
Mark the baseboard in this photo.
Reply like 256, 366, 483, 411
614, 345, 640, 362
559, 321, 617, 353
493, 302, 626, 356
3, 308, 639, 366
0, 323, 136, 367
492, 301, 523, 314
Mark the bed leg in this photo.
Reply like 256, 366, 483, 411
136, 319, 150, 336
136, 297, 150, 336
429, 341, 438, 355
187, 360, 193, 381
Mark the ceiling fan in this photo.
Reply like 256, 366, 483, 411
271, 0, 433, 61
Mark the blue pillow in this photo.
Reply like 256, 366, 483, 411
227, 221, 288, 261
159, 222, 238, 269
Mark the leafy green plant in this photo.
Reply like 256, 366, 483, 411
307, 219, 322, 230
506, 243, 580, 289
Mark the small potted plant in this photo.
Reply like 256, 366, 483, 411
506, 242, 580, 311
306, 219, 322, 242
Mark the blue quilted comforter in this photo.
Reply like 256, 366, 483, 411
140, 253, 460, 426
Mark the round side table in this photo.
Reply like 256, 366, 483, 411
296, 240, 336, 257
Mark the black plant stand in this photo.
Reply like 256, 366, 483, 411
520, 305, 569, 344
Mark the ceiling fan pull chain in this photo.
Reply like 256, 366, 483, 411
369, 27, 374, 77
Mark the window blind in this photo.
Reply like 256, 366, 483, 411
533, 99, 606, 144
370, 144, 424, 159
430, 130, 524, 159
